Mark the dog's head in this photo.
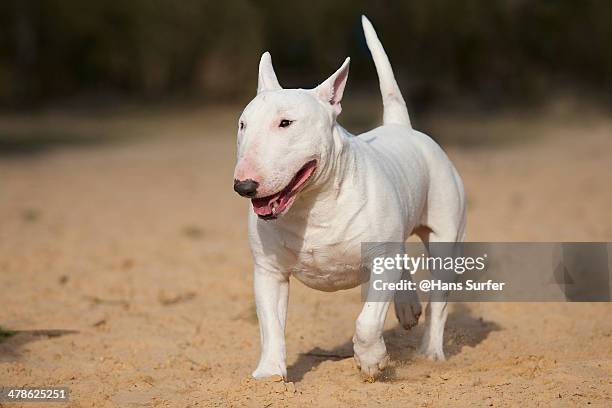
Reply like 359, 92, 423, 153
233, 52, 350, 220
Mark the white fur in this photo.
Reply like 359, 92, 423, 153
234, 16, 466, 380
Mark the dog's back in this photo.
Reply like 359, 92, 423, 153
360, 16, 466, 239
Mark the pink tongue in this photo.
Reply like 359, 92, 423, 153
252, 191, 294, 216
250, 161, 317, 217
252, 193, 281, 216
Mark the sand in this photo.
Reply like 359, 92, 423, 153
0, 106, 611, 407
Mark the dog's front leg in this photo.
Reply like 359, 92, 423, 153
353, 301, 392, 380
353, 249, 402, 381
252, 267, 289, 379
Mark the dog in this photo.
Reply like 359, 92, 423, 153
233, 15, 466, 380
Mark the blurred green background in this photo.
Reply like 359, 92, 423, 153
1, 0, 611, 112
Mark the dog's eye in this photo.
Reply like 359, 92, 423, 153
239, 121, 245, 130
279, 119, 293, 128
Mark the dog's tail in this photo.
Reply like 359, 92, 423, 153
361, 15, 411, 128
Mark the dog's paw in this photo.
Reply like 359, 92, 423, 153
394, 294, 422, 330
353, 336, 389, 381
418, 343, 446, 361
252, 361, 286, 380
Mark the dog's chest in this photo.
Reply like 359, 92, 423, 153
283, 235, 364, 291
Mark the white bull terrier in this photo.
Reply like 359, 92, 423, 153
233, 16, 466, 380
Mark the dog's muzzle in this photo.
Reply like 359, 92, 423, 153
233, 179, 259, 198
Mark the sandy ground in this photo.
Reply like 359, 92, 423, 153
1, 106, 611, 407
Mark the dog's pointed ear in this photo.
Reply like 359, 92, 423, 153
257, 52, 282, 93
313, 57, 350, 116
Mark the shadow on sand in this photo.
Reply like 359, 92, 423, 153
287, 304, 500, 382
0, 329, 78, 361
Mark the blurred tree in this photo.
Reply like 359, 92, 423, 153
0, 0, 610, 108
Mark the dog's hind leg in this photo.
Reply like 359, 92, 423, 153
418, 222, 465, 361
394, 268, 421, 330
393, 225, 437, 330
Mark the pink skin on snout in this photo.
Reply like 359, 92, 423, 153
234, 147, 318, 219
233, 156, 261, 186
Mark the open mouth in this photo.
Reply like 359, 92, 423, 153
251, 160, 317, 220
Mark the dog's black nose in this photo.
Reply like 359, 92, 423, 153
233, 179, 259, 197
